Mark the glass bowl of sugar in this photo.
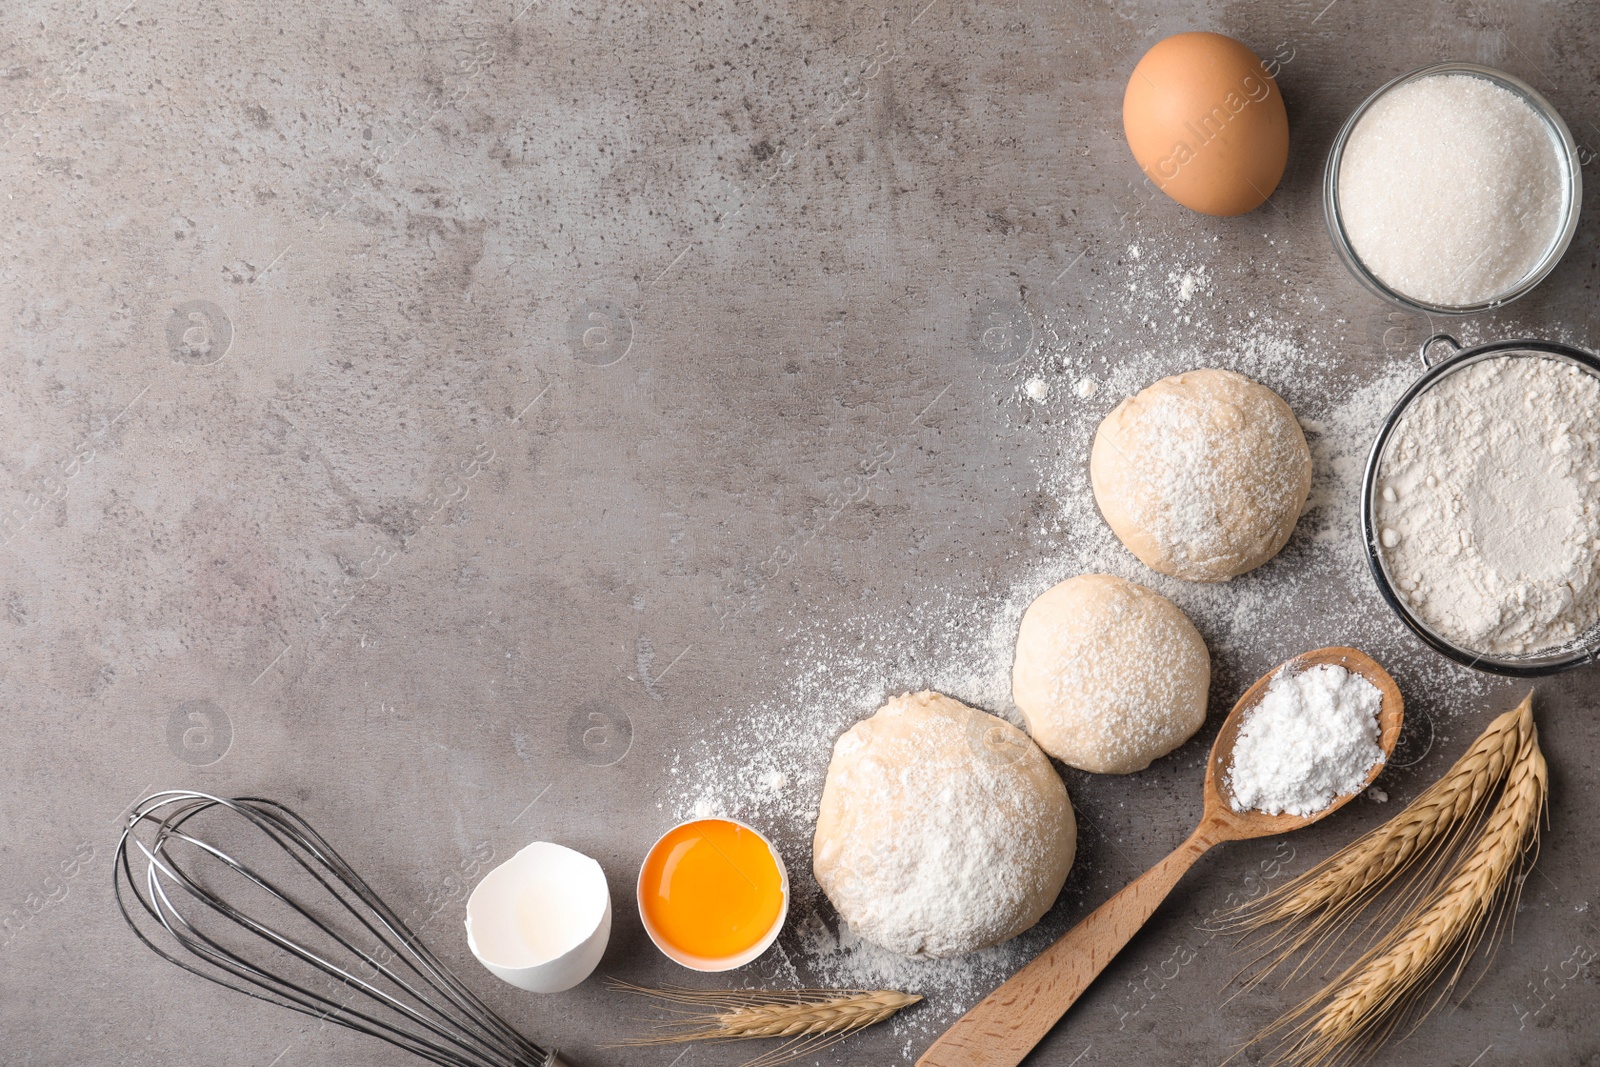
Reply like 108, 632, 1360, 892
1325, 63, 1583, 315
1362, 333, 1600, 676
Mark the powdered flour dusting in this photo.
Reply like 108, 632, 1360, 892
1226, 664, 1385, 817
671, 242, 1498, 1034
1091, 369, 1311, 582
812, 692, 1075, 959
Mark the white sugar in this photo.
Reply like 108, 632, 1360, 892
1337, 73, 1566, 306
1226, 664, 1385, 817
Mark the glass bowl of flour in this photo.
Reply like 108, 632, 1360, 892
1325, 63, 1582, 315
1363, 333, 1600, 676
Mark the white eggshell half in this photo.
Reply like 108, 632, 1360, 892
465, 840, 611, 994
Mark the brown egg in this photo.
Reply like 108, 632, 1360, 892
1123, 32, 1289, 216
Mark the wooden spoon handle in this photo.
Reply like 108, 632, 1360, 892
915, 824, 1223, 1067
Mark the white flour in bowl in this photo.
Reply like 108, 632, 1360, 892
1375, 354, 1600, 656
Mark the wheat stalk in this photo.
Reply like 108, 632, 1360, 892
1216, 696, 1533, 992
608, 981, 922, 1067
1255, 716, 1547, 1067
701, 989, 921, 1037
1223, 695, 1531, 933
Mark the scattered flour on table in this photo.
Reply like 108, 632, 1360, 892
1168, 265, 1209, 305
1226, 663, 1385, 817
674, 254, 1503, 1035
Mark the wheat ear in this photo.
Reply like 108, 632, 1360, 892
1216, 696, 1533, 993
1223, 695, 1531, 934
608, 982, 921, 1067
1259, 720, 1546, 1067
697, 989, 922, 1037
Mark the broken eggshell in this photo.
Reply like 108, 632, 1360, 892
465, 840, 611, 993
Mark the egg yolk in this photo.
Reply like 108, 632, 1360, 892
640, 819, 784, 960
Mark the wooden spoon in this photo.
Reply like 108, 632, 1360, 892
915, 646, 1404, 1067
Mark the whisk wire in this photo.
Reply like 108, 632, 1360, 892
244, 797, 545, 1059
143, 816, 495, 1060
135, 836, 493, 1067
248, 799, 550, 1060
121, 798, 519, 1067
114, 790, 557, 1067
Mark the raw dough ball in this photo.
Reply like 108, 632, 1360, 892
1012, 574, 1210, 774
812, 691, 1076, 959
1091, 369, 1311, 582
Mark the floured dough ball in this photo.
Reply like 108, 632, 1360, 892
812, 691, 1076, 959
1013, 574, 1210, 774
1091, 368, 1311, 582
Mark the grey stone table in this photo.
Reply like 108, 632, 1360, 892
2, 1, 1598, 1065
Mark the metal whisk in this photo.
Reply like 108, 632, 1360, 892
114, 791, 567, 1067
